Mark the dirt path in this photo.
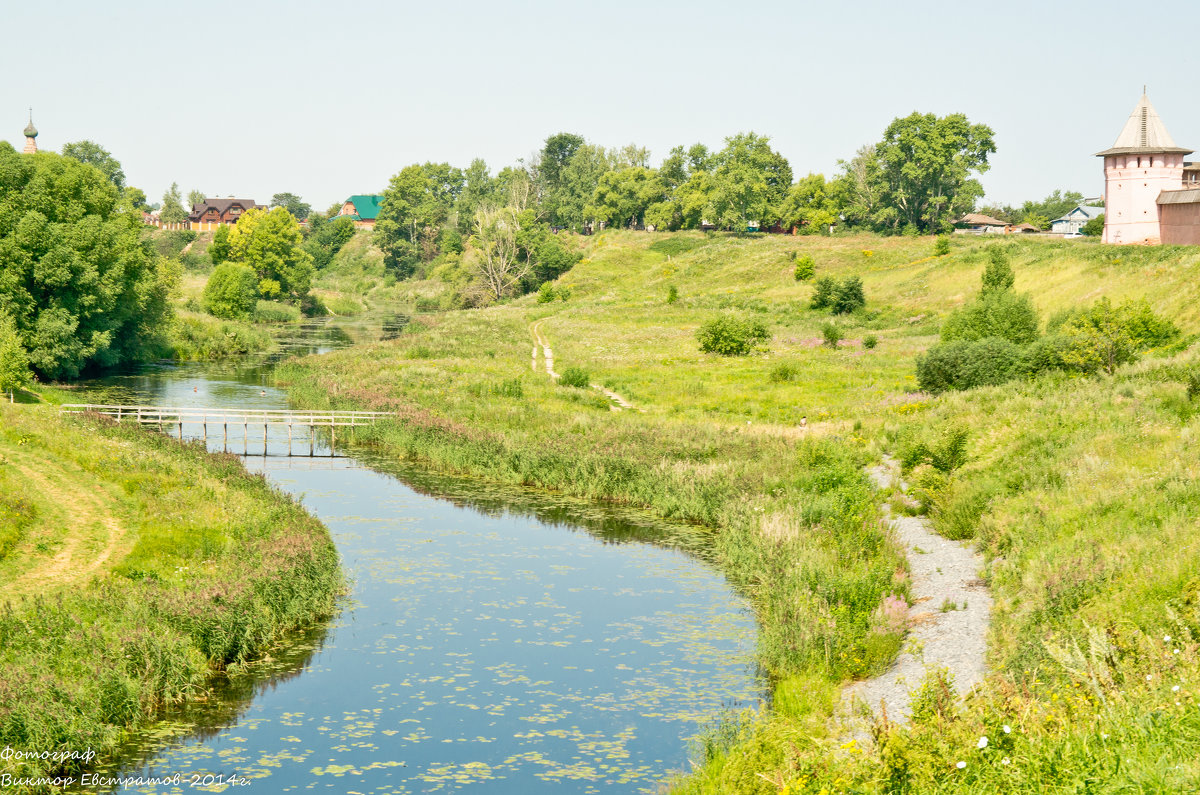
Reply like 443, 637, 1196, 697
2, 449, 130, 597
529, 319, 640, 411
842, 455, 991, 730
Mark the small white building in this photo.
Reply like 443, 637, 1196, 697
1050, 204, 1104, 235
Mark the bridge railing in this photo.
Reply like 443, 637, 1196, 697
59, 404, 393, 426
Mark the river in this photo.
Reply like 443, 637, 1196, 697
73, 318, 760, 794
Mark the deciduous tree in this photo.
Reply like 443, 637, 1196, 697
226, 207, 314, 299
0, 311, 31, 401
160, 182, 188, 224
270, 192, 311, 221
0, 143, 175, 378
60, 140, 125, 190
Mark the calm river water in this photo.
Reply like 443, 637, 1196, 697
75, 319, 760, 794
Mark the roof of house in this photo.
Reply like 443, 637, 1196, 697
1157, 188, 1200, 205
189, 198, 258, 220
343, 194, 384, 221
1010, 223, 1041, 233
1052, 204, 1105, 223
956, 213, 1009, 227
1097, 94, 1193, 157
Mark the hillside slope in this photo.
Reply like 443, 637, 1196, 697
280, 231, 1200, 793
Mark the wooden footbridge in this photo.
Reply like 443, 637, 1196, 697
59, 404, 393, 456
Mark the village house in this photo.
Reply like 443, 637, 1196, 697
337, 195, 385, 229
1050, 204, 1104, 235
1099, 93, 1200, 245
953, 213, 1009, 234
189, 198, 259, 231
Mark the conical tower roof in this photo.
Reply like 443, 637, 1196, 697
23, 112, 36, 139
1097, 93, 1192, 156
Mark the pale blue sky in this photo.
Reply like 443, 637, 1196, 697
3, 0, 1196, 211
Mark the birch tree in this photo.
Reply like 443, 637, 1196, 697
470, 205, 528, 301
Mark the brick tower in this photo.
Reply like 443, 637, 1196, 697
1097, 93, 1191, 244
22, 110, 37, 154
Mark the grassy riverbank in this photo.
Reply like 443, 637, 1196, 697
278, 231, 1200, 792
0, 393, 343, 787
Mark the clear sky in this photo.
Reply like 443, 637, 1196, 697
4, 0, 1197, 212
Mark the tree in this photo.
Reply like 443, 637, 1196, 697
470, 205, 527, 301
849, 113, 995, 234
122, 187, 148, 213
1082, 214, 1105, 236
60, 140, 125, 190
226, 207, 314, 299
980, 246, 1015, 292
209, 223, 231, 264
160, 182, 188, 224
270, 192, 311, 221
0, 311, 31, 401
553, 144, 614, 230
455, 159, 501, 234
710, 133, 793, 229
587, 167, 667, 229
777, 173, 843, 234
374, 163, 463, 277
202, 263, 258, 319
187, 189, 206, 211
0, 143, 175, 379
535, 132, 586, 226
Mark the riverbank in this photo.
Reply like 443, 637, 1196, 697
278, 231, 1200, 792
0, 393, 343, 786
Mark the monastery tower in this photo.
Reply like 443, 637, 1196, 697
22, 111, 37, 154
1097, 94, 1191, 244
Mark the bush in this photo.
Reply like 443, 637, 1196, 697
981, 246, 1015, 292
811, 276, 865, 314
769, 362, 799, 382
202, 263, 258, 320
793, 255, 815, 281
821, 323, 842, 348
1082, 213, 1104, 236
934, 234, 950, 256
697, 314, 771, 356
558, 366, 590, 388
863, 334, 878, 350
536, 282, 557, 303
810, 276, 837, 310
941, 289, 1040, 345
666, 285, 679, 304
916, 337, 1023, 393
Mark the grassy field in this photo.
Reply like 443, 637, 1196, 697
0, 391, 343, 786
278, 230, 1200, 792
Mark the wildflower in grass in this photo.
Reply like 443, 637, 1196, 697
1165, 635, 1171, 642
1101, 733, 1109, 739
956, 761, 966, 769
1001, 758, 1011, 765
1146, 674, 1153, 681
1174, 649, 1181, 655
977, 736, 988, 749
1173, 685, 1181, 692
1002, 724, 1011, 734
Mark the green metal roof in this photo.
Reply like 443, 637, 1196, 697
345, 194, 384, 220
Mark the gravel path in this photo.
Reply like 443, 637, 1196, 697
843, 456, 992, 729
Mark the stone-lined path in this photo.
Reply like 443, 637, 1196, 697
843, 455, 992, 729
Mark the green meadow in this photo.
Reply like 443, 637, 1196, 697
278, 230, 1200, 792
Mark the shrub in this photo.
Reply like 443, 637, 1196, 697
916, 337, 1022, 392
257, 278, 282, 300
832, 276, 866, 314
666, 285, 679, 304
981, 246, 1015, 292
769, 362, 799, 382
558, 366, 590, 388
810, 276, 837, 310
934, 234, 950, 256
863, 334, 878, 350
209, 224, 231, 264
536, 282, 557, 303
1059, 298, 1179, 375
821, 323, 842, 349
558, 286, 571, 302
793, 255, 815, 281
697, 315, 771, 356
941, 290, 1040, 345
1082, 213, 1104, 236
202, 263, 258, 320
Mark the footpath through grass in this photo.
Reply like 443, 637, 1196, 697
0, 393, 343, 787
279, 231, 1200, 792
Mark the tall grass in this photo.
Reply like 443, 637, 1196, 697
0, 403, 342, 783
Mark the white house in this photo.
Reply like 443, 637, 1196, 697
1050, 204, 1104, 235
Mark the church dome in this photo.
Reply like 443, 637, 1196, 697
23, 118, 36, 138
